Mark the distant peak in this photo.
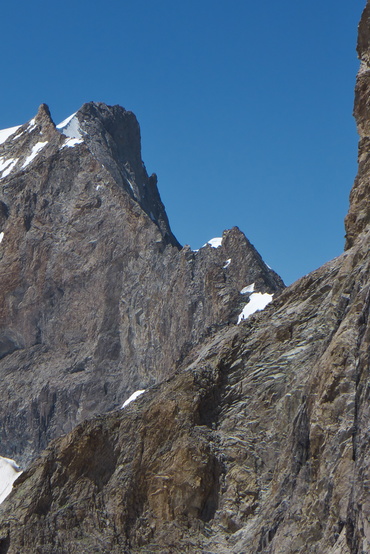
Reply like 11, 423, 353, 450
34, 103, 55, 130
36, 103, 52, 119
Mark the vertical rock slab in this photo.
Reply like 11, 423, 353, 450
345, 1, 370, 248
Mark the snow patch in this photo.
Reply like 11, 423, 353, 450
56, 113, 75, 129
241, 283, 255, 294
223, 259, 231, 269
56, 113, 83, 140
0, 456, 22, 504
27, 118, 37, 133
0, 232, 4, 243
61, 137, 83, 149
121, 390, 146, 409
237, 292, 273, 324
12, 129, 26, 140
204, 237, 222, 248
2, 159, 18, 177
0, 159, 9, 171
0, 157, 18, 178
0, 126, 21, 145
22, 141, 48, 168
126, 179, 135, 192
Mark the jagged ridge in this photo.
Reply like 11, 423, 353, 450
0, 2, 369, 552
0, 102, 283, 469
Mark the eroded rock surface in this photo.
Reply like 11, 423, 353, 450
2, 3, 370, 552
0, 233, 369, 553
0, 103, 283, 467
346, 2, 370, 248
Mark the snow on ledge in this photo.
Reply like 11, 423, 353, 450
22, 141, 48, 169
241, 283, 255, 294
61, 137, 83, 149
237, 292, 273, 324
0, 456, 22, 504
0, 157, 18, 178
121, 389, 146, 409
27, 118, 37, 133
203, 237, 222, 248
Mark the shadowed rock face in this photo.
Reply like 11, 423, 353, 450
0, 102, 283, 467
3, 4, 370, 550
345, 2, 370, 248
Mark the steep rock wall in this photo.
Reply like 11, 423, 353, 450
0, 3, 368, 553
0, 235, 368, 553
345, 1, 370, 247
0, 103, 283, 466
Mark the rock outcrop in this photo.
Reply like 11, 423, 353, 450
0, 102, 283, 468
1, 3, 369, 552
345, 1, 370, 248
0, 240, 367, 553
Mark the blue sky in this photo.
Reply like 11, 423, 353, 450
0, 0, 365, 284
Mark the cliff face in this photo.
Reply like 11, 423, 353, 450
345, 2, 370, 248
0, 5, 368, 552
1, 242, 367, 554
0, 102, 283, 468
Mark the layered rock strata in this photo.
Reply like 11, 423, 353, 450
1, 234, 369, 553
2, 1, 370, 550
0, 3, 369, 553
0, 102, 283, 467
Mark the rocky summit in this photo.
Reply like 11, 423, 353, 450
0, 102, 283, 471
0, 3, 368, 553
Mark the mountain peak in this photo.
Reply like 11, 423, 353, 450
35, 103, 53, 124
0, 102, 180, 246
0, 99, 285, 468
61, 102, 180, 246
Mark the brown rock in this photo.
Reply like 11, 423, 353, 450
5, 3, 370, 552
0, 103, 283, 467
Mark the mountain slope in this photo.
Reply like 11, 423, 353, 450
0, 102, 283, 469
0, 2, 368, 552
0, 233, 363, 553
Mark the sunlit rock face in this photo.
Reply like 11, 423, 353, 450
3, 3, 370, 550
0, 102, 283, 468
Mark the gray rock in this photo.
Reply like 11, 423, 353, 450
0, 102, 283, 467
1, 3, 370, 553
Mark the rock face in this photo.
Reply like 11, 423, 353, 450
345, 1, 370, 248
1, 243, 368, 553
0, 102, 283, 467
2, 4, 369, 551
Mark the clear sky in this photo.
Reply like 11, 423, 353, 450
0, 1, 365, 284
